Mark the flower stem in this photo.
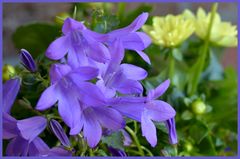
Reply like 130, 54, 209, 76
125, 126, 145, 156
188, 3, 218, 96
168, 49, 175, 85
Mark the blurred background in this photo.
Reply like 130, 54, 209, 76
3, 2, 238, 69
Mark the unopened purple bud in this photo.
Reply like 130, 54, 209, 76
165, 118, 178, 145
19, 49, 37, 72
108, 147, 127, 156
50, 119, 71, 147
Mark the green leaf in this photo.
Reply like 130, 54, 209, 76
13, 23, 61, 58
189, 120, 208, 144
101, 131, 124, 151
172, 48, 183, 61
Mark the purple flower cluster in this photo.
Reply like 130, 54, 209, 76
3, 79, 71, 156
3, 13, 177, 156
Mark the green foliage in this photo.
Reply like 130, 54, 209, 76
101, 131, 125, 151
13, 23, 61, 58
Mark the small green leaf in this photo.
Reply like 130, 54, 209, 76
101, 131, 124, 151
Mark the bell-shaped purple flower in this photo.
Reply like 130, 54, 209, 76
110, 79, 176, 147
45, 17, 110, 68
49, 119, 71, 147
19, 49, 37, 72
36, 63, 99, 134
106, 12, 151, 64
97, 40, 147, 97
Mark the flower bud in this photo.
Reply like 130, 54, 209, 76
49, 119, 71, 147
2, 64, 16, 81
19, 49, 37, 72
191, 100, 206, 115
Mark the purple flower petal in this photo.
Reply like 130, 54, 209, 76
93, 107, 125, 130
6, 136, 29, 156
146, 100, 176, 122
3, 113, 18, 139
28, 137, 50, 156
110, 97, 145, 122
108, 12, 148, 36
17, 116, 47, 142
82, 30, 110, 63
74, 82, 107, 107
121, 130, 132, 146
69, 113, 84, 135
69, 66, 99, 81
19, 49, 37, 72
148, 79, 170, 100
3, 78, 20, 113
83, 108, 102, 148
135, 50, 151, 64
122, 32, 151, 51
49, 119, 71, 147
35, 84, 58, 110
46, 36, 70, 60
57, 87, 81, 133
165, 118, 178, 145
62, 18, 86, 35
49, 64, 71, 84
120, 63, 147, 80
141, 110, 157, 147
96, 80, 116, 98
114, 79, 143, 94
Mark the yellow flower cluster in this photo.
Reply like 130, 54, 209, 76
143, 8, 238, 47
184, 8, 238, 47
142, 14, 195, 47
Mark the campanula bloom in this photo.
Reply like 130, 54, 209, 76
142, 14, 195, 47
183, 8, 238, 47
106, 12, 151, 64
19, 49, 37, 72
3, 79, 51, 156
110, 79, 176, 147
46, 17, 110, 68
36, 64, 99, 134
69, 81, 125, 148
97, 40, 147, 97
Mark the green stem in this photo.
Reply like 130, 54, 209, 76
89, 148, 94, 156
125, 126, 145, 156
134, 121, 138, 133
168, 50, 175, 84
188, 3, 218, 96
141, 146, 154, 156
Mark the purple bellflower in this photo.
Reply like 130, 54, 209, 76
110, 79, 176, 147
3, 78, 55, 156
36, 64, 99, 135
106, 12, 151, 64
19, 49, 37, 72
96, 40, 147, 98
69, 81, 126, 148
36, 64, 125, 148
46, 17, 110, 68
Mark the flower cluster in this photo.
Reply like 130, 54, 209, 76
143, 8, 238, 47
3, 12, 177, 156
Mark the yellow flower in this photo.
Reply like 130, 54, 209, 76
184, 8, 238, 47
142, 14, 195, 47
2, 64, 16, 82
